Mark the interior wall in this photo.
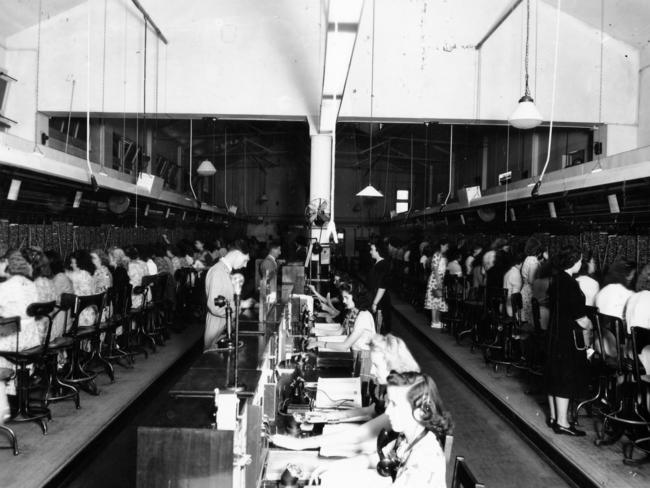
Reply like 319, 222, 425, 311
0, 41, 6, 69
479, 0, 638, 126
2, 0, 641, 137
638, 44, 650, 148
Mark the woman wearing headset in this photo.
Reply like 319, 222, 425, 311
308, 371, 451, 486
271, 334, 420, 456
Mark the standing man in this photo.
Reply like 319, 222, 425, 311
204, 244, 250, 350
368, 241, 391, 334
259, 240, 281, 285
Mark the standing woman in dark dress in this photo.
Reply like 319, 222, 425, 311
368, 241, 391, 334
544, 244, 590, 436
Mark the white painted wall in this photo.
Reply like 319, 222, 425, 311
0, 0, 644, 141
0, 41, 6, 69
480, 0, 638, 125
637, 44, 650, 148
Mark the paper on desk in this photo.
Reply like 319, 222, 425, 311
314, 377, 362, 409
317, 335, 349, 352
314, 322, 341, 333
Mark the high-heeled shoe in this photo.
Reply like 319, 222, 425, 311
545, 417, 556, 429
553, 423, 586, 437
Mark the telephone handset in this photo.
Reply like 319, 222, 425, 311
376, 428, 401, 480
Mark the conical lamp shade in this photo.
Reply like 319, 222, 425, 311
197, 159, 217, 176
356, 184, 383, 198
509, 95, 543, 129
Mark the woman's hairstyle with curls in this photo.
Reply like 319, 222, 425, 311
338, 282, 372, 311
386, 371, 453, 441
369, 334, 420, 374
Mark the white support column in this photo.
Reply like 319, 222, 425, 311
309, 133, 332, 204
309, 133, 333, 243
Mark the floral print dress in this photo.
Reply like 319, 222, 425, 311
424, 252, 448, 312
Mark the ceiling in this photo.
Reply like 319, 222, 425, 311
2, 1, 650, 50
0, 0, 85, 40
540, 0, 650, 49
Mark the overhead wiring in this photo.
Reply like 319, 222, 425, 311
531, 0, 561, 197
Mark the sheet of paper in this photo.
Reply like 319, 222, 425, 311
316, 334, 349, 352
314, 377, 362, 409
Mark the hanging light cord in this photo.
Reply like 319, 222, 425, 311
86, 1, 98, 190
33, 0, 42, 152
368, 0, 376, 187
594, 0, 604, 169
407, 134, 414, 214
532, 0, 561, 196
505, 125, 510, 220
189, 119, 199, 201
442, 125, 453, 208
523, 0, 531, 97
224, 127, 229, 209
382, 141, 390, 216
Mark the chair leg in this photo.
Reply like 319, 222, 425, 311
9, 363, 50, 434
0, 424, 19, 455
44, 355, 80, 409
61, 341, 99, 396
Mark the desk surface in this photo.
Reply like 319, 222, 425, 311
169, 368, 263, 398
195, 335, 267, 370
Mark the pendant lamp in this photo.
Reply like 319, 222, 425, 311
197, 159, 217, 176
509, 0, 542, 130
356, 0, 383, 198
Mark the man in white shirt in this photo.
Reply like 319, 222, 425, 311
204, 246, 250, 350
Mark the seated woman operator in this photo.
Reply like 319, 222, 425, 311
307, 372, 452, 487
306, 283, 376, 379
271, 334, 420, 456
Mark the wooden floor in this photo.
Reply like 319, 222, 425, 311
0, 324, 203, 488
392, 297, 649, 488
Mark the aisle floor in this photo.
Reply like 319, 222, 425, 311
0, 324, 202, 488
392, 297, 649, 488
390, 313, 572, 488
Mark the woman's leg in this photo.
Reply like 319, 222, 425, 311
547, 395, 556, 421
555, 397, 570, 427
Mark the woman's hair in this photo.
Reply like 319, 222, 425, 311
386, 371, 453, 440
125, 246, 140, 261
68, 249, 96, 275
524, 237, 543, 257
108, 247, 128, 268
91, 249, 110, 268
553, 244, 581, 271
636, 264, 650, 292
371, 239, 388, 258
44, 250, 65, 275
339, 282, 372, 311
369, 334, 420, 373
30, 251, 52, 279
576, 251, 595, 277
3, 249, 33, 278
435, 238, 450, 252
421, 245, 433, 258
602, 258, 636, 288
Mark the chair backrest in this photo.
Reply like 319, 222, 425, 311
0, 316, 21, 354
65, 293, 105, 335
594, 312, 626, 372
26, 301, 57, 349
630, 326, 650, 382
451, 456, 485, 488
